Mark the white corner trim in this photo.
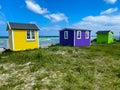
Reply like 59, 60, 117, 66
8, 22, 11, 30
38, 31, 39, 48
26, 30, 27, 41
74, 30, 76, 46
11, 30, 15, 50
34, 31, 36, 40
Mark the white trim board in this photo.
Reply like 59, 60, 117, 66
38, 31, 39, 48
74, 30, 76, 46
11, 30, 15, 51
8, 22, 11, 30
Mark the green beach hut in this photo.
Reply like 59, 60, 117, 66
96, 30, 114, 44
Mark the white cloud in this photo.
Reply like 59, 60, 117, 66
25, 0, 68, 23
25, 0, 49, 14
101, 8, 118, 15
45, 13, 68, 22
40, 25, 62, 36
73, 15, 120, 35
104, 0, 117, 4
29, 21, 37, 24
41, 25, 62, 31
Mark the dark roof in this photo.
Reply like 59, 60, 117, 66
60, 28, 91, 31
7, 22, 39, 30
96, 30, 113, 34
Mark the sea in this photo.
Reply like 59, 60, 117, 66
0, 36, 119, 48
0, 36, 59, 48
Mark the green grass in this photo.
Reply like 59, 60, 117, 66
0, 42, 120, 90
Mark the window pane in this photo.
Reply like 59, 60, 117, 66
27, 30, 30, 39
78, 32, 80, 38
77, 31, 81, 39
64, 31, 68, 39
31, 30, 35, 39
85, 31, 89, 39
110, 34, 113, 39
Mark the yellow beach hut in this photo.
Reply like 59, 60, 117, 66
7, 22, 39, 51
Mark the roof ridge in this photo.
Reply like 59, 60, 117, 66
8, 22, 36, 25
60, 28, 91, 31
96, 30, 113, 34
7, 22, 39, 30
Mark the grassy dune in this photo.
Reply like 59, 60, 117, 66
0, 43, 120, 90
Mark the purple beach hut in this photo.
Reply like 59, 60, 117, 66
59, 28, 91, 46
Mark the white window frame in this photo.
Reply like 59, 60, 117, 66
109, 33, 113, 39
77, 31, 81, 39
85, 31, 89, 39
26, 30, 36, 41
64, 31, 68, 39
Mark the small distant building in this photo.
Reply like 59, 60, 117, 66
59, 28, 91, 46
7, 22, 39, 51
96, 30, 114, 44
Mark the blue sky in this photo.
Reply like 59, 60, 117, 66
0, 0, 120, 36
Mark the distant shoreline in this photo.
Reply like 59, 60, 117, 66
0, 36, 119, 40
0, 36, 59, 38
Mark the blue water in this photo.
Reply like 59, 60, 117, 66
0, 38, 8, 47
39, 37, 59, 45
0, 36, 119, 48
0, 36, 59, 47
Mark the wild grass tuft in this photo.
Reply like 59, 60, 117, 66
0, 42, 120, 89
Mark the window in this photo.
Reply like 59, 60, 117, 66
31, 30, 35, 39
110, 34, 113, 39
27, 30, 30, 39
27, 30, 35, 40
77, 31, 81, 39
64, 31, 68, 39
85, 31, 89, 39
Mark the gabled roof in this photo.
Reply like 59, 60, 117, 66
96, 30, 113, 34
7, 22, 39, 30
60, 28, 91, 31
